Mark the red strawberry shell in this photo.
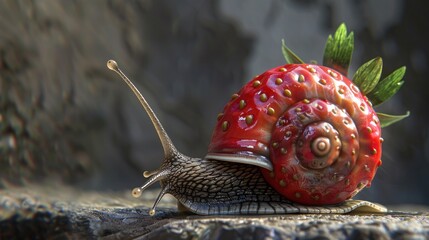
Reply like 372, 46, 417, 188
208, 64, 382, 205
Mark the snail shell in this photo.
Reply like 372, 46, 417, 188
207, 64, 382, 205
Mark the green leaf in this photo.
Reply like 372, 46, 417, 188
352, 57, 383, 94
282, 39, 304, 64
377, 111, 410, 128
367, 66, 406, 106
322, 23, 354, 76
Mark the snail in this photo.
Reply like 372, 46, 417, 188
106, 24, 408, 215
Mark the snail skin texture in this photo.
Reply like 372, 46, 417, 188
107, 60, 387, 216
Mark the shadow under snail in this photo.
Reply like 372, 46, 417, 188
106, 24, 408, 216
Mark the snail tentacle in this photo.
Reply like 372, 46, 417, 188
148, 184, 169, 216
143, 170, 158, 178
132, 169, 170, 198
107, 60, 177, 159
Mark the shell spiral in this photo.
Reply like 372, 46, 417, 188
208, 64, 382, 205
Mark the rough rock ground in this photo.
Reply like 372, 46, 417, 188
0, 185, 428, 239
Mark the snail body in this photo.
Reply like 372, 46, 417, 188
140, 153, 384, 215
106, 60, 386, 215
106, 24, 408, 215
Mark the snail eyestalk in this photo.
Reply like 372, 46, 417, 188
106, 60, 177, 159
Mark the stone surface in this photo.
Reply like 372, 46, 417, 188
1, 185, 428, 239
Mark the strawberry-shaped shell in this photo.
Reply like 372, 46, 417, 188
207, 24, 408, 205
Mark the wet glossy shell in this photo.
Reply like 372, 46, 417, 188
208, 64, 382, 205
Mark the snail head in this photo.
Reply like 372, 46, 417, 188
107, 60, 187, 216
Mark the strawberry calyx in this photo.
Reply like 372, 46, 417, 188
282, 23, 409, 127
323, 23, 354, 76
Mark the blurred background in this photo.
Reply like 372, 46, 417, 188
0, 0, 427, 206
